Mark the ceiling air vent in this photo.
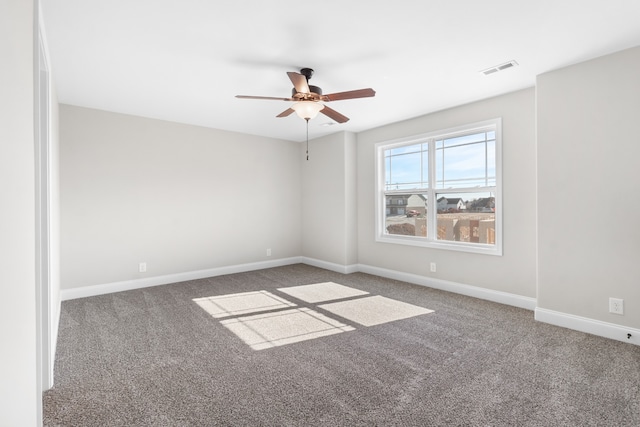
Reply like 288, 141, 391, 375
481, 60, 519, 76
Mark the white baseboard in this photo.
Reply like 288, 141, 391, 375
357, 263, 537, 310
61, 257, 302, 301
535, 308, 640, 346
300, 257, 359, 274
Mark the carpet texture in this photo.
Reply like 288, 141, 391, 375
44, 264, 640, 426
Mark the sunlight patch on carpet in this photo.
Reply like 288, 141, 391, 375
220, 308, 355, 350
319, 295, 434, 327
194, 282, 434, 350
277, 282, 369, 303
193, 290, 296, 319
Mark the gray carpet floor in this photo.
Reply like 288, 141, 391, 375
44, 264, 640, 426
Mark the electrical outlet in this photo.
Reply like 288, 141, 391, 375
430, 262, 436, 273
609, 297, 624, 315
266, 248, 272, 257
139, 262, 147, 273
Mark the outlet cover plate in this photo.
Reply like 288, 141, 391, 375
609, 297, 624, 315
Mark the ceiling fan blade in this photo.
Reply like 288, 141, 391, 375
287, 72, 310, 94
276, 108, 295, 118
323, 88, 376, 102
236, 95, 293, 101
320, 105, 349, 123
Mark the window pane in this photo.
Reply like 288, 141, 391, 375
389, 145, 421, 156
436, 192, 495, 245
384, 156, 391, 186
385, 193, 428, 237
385, 143, 427, 190
435, 132, 494, 189
422, 148, 429, 185
389, 151, 421, 187
443, 132, 486, 147
487, 140, 496, 186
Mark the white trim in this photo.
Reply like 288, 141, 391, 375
61, 257, 302, 300
535, 308, 640, 346
300, 257, 359, 274
357, 263, 536, 310
36, 4, 55, 402
374, 234, 501, 256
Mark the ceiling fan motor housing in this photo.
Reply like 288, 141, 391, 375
293, 68, 323, 100
292, 85, 322, 97
292, 87, 323, 103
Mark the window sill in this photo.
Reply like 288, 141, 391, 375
376, 234, 502, 256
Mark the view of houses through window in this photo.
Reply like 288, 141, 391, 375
385, 192, 496, 244
377, 119, 501, 254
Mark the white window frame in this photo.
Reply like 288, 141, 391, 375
375, 118, 502, 256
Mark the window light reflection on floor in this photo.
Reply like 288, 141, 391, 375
221, 307, 355, 350
319, 295, 434, 327
193, 290, 296, 319
277, 281, 369, 303
193, 282, 434, 351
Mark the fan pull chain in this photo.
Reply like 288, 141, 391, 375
305, 118, 310, 161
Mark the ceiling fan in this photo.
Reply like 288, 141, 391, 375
235, 68, 375, 123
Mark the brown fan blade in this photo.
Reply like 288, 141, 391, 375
276, 108, 294, 118
287, 72, 310, 94
323, 88, 376, 102
236, 95, 293, 101
320, 105, 349, 123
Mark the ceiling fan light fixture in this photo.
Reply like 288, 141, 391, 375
291, 101, 324, 120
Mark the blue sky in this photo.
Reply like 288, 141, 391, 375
385, 131, 495, 191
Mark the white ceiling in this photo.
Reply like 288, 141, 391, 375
41, 0, 640, 142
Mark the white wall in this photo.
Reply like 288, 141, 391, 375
0, 0, 39, 425
301, 131, 358, 268
537, 46, 640, 329
60, 105, 302, 290
345, 132, 358, 266
356, 89, 537, 298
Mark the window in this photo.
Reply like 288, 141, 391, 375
376, 119, 502, 255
